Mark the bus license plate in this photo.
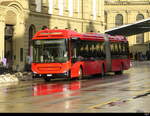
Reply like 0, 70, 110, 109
47, 74, 52, 77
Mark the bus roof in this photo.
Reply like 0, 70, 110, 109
32, 29, 127, 42
82, 33, 127, 42
32, 29, 82, 40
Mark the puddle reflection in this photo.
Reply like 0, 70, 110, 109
32, 81, 81, 96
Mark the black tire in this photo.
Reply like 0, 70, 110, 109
67, 71, 71, 81
67, 76, 72, 81
115, 70, 123, 75
32, 75, 35, 79
78, 68, 83, 80
115, 64, 123, 75
44, 77, 51, 82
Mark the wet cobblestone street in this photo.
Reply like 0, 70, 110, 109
0, 61, 150, 113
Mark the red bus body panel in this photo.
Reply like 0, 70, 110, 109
32, 61, 71, 74
111, 59, 130, 72
70, 60, 106, 77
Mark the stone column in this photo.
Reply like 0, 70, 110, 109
82, 0, 91, 20
146, 10, 150, 46
106, 10, 114, 29
14, 15, 26, 71
64, 0, 69, 17
99, 0, 104, 22
125, 10, 131, 25
42, 0, 49, 13
0, 17, 5, 61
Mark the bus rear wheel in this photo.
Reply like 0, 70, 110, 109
101, 65, 105, 77
115, 64, 123, 75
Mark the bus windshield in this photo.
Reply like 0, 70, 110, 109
32, 39, 68, 63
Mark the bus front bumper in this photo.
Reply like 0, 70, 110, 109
33, 71, 70, 78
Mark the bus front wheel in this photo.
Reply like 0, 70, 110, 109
44, 77, 51, 82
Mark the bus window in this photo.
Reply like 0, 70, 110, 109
96, 43, 100, 58
98, 42, 105, 58
85, 43, 89, 58
94, 43, 98, 57
125, 42, 129, 56
71, 39, 77, 58
114, 43, 119, 55
110, 42, 114, 55
77, 40, 87, 58
85, 44, 89, 53
73, 48, 77, 58
123, 43, 126, 55
97, 43, 101, 58
118, 43, 122, 55
101, 43, 104, 57
91, 44, 95, 57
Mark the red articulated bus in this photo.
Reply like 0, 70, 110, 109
32, 29, 130, 81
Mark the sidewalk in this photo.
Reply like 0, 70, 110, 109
0, 72, 33, 83
131, 60, 150, 66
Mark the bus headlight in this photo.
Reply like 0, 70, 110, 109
33, 71, 37, 74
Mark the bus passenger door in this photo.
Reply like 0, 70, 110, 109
70, 38, 83, 78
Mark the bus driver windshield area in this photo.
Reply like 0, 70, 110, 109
32, 39, 68, 63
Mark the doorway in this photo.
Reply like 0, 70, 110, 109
5, 25, 14, 70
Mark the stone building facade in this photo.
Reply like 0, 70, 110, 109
105, 0, 150, 55
0, 0, 105, 71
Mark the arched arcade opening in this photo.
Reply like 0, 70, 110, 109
4, 10, 17, 70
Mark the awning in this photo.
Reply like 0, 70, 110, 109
105, 18, 150, 36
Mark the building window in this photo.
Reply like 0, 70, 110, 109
115, 14, 123, 27
136, 14, 144, 44
5, 25, 13, 37
136, 34, 144, 44
35, 0, 42, 12
20, 48, 23, 62
136, 14, 144, 21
